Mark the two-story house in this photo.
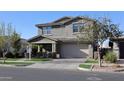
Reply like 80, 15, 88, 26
28, 16, 95, 58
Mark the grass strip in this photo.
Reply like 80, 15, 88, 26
79, 64, 91, 69
85, 59, 98, 63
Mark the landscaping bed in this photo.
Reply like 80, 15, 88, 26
92, 64, 124, 72
78, 58, 124, 72
78, 51, 124, 72
91, 51, 124, 72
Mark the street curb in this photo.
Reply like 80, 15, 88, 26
0, 64, 15, 67
77, 67, 91, 71
0, 63, 34, 68
90, 64, 94, 71
77, 63, 95, 71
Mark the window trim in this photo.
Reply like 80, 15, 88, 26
72, 22, 85, 33
42, 26, 52, 35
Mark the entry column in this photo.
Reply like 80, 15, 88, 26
37, 45, 40, 53
52, 43, 56, 52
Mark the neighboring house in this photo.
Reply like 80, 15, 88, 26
111, 36, 124, 59
15, 38, 29, 57
28, 16, 96, 58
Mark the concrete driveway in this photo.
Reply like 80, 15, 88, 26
26, 58, 86, 70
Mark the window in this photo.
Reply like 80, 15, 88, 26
73, 24, 79, 32
47, 27, 52, 34
38, 28, 42, 35
43, 27, 52, 35
73, 23, 84, 33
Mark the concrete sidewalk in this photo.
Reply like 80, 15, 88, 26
52, 58, 85, 62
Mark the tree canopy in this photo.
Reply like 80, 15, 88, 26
78, 17, 123, 67
78, 17, 123, 46
0, 22, 20, 58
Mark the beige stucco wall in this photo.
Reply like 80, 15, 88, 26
37, 19, 94, 39
51, 27, 67, 38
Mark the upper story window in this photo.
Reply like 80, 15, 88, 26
42, 27, 52, 35
38, 28, 42, 35
73, 23, 84, 33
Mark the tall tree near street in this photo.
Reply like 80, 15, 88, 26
0, 22, 20, 63
78, 17, 123, 67
11, 29, 20, 56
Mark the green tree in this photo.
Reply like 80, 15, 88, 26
0, 22, 20, 62
0, 22, 7, 62
78, 17, 123, 67
11, 29, 20, 56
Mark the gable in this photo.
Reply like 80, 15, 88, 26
28, 35, 57, 44
32, 38, 56, 44
52, 16, 72, 23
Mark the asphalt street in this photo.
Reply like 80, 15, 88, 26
0, 67, 124, 81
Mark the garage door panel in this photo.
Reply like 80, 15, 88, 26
60, 44, 89, 58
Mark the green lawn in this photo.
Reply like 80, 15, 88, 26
6, 58, 19, 61
0, 61, 34, 66
85, 59, 98, 63
79, 58, 98, 70
2, 58, 50, 61
25, 58, 50, 61
0, 58, 49, 66
79, 64, 91, 69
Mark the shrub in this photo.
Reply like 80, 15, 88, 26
5, 52, 15, 58
103, 51, 117, 63
52, 52, 57, 58
48, 52, 52, 58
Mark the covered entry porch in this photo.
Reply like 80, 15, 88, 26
28, 35, 59, 58
31, 43, 57, 58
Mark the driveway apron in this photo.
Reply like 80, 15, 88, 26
26, 58, 86, 70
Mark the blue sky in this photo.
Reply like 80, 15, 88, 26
0, 11, 124, 39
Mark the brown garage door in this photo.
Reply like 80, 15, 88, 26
119, 42, 124, 59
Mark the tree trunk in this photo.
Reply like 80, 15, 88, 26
98, 48, 102, 67
2, 52, 6, 63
